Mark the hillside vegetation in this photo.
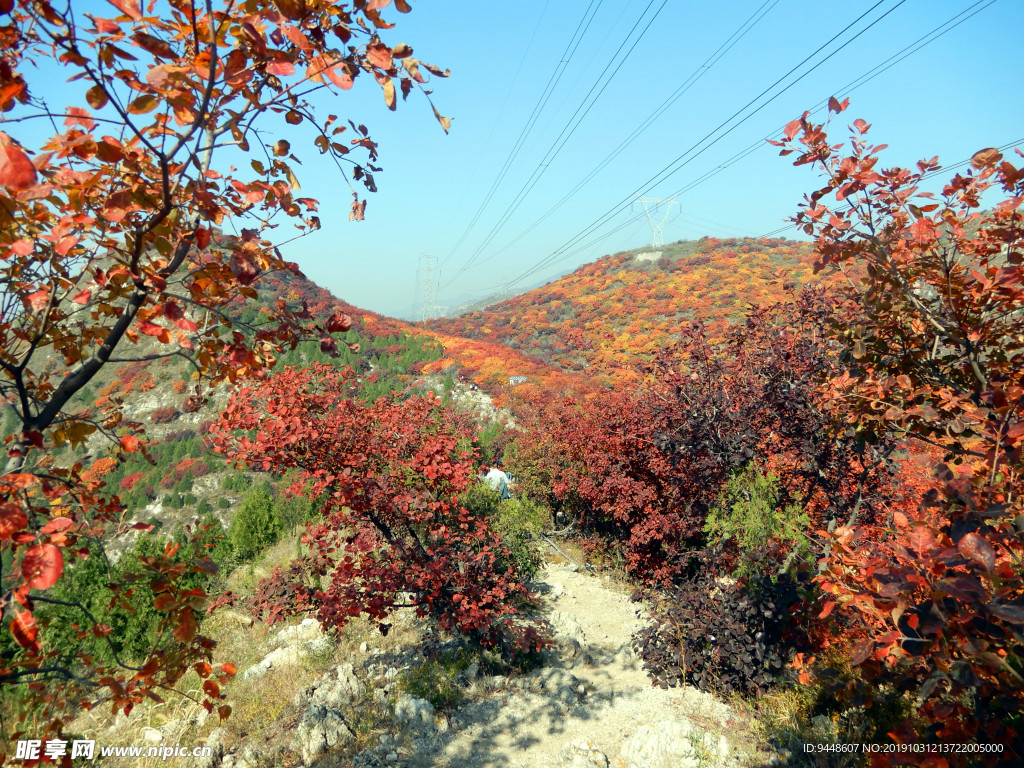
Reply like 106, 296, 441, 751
429, 237, 818, 378
4, 41, 1023, 768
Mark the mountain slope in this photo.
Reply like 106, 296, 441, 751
428, 237, 820, 379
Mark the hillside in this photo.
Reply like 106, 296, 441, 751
428, 237, 818, 379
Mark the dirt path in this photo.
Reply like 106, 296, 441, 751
404, 561, 757, 768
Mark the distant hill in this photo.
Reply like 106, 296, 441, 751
427, 237, 820, 379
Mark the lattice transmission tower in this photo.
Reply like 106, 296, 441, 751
417, 254, 440, 321
633, 196, 680, 248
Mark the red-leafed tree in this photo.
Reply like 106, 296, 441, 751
510, 289, 904, 586
212, 364, 548, 656
0, 0, 448, 734
772, 100, 1024, 762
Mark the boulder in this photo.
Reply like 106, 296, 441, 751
273, 617, 322, 647
393, 695, 435, 732
295, 663, 362, 709
293, 704, 353, 765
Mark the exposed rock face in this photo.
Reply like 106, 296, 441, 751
293, 704, 353, 764
393, 695, 436, 731
619, 719, 728, 768
241, 618, 333, 681
273, 617, 322, 647
294, 662, 362, 709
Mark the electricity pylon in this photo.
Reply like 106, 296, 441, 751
418, 254, 439, 321
634, 196, 680, 248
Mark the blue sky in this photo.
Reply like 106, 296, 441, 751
13, 0, 1023, 319
286, 0, 1022, 319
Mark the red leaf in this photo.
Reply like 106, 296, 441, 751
229, 253, 260, 285
0, 133, 38, 191
138, 319, 166, 337
366, 42, 392, 70
11, 610, 40, 652
0, 502, 28, 541
970, 147, 1002, 169
120, 434, 142, 452
25, 288, 49, 312
324, 60, 354, 90
203, 679, 220, 698
958, 532, 996, 572
908, 523, 936, 553
266, 59, 296, 77
39, 516, 73, 536
849, 638, 873, 666
173, 610, 198, 643
64, 107, 95, 131
326, 312, 352, 333
783, 118, 802, 141
107, 0, 142, 20
196, 228, 211, 250
22, 543, 64, 590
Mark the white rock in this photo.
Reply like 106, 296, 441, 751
293, 704, 352, 764
273, 617, 322, 648
560, 738, 609, 768
393, 695, 435, 732
242, 635, 335, 681
619, 720, 725, 768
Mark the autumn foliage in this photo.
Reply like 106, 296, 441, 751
768, 102, 1024, 761
1, 0, 447, 735
430, 237, 821, 381
509, 289, 904, 586
212, 364, 548, 656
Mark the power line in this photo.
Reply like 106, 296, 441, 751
433, 0, 554, 242
440, 0, 606, 266
528, 0, 996, 265
505, 0, 908, 290
671, 0, 997, 199
442, 0, 669, 290
454, 0, 782, 278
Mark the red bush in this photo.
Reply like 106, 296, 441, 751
212, 364, 548, 656
120, 472, 144, 491
150, 407, 179, 424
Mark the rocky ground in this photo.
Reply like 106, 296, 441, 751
404, 560, 753, 768
82, 558, 770, 768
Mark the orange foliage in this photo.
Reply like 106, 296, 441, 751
430, 238, 825, 381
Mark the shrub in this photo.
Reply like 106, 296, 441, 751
704, 464, 811, 579
396, 648, 475, 711
635, 565, 811, 697
120, 472, 145, 491
150, 406, 179, 424
229, 483, 281, 561
460, 484, 548, 581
